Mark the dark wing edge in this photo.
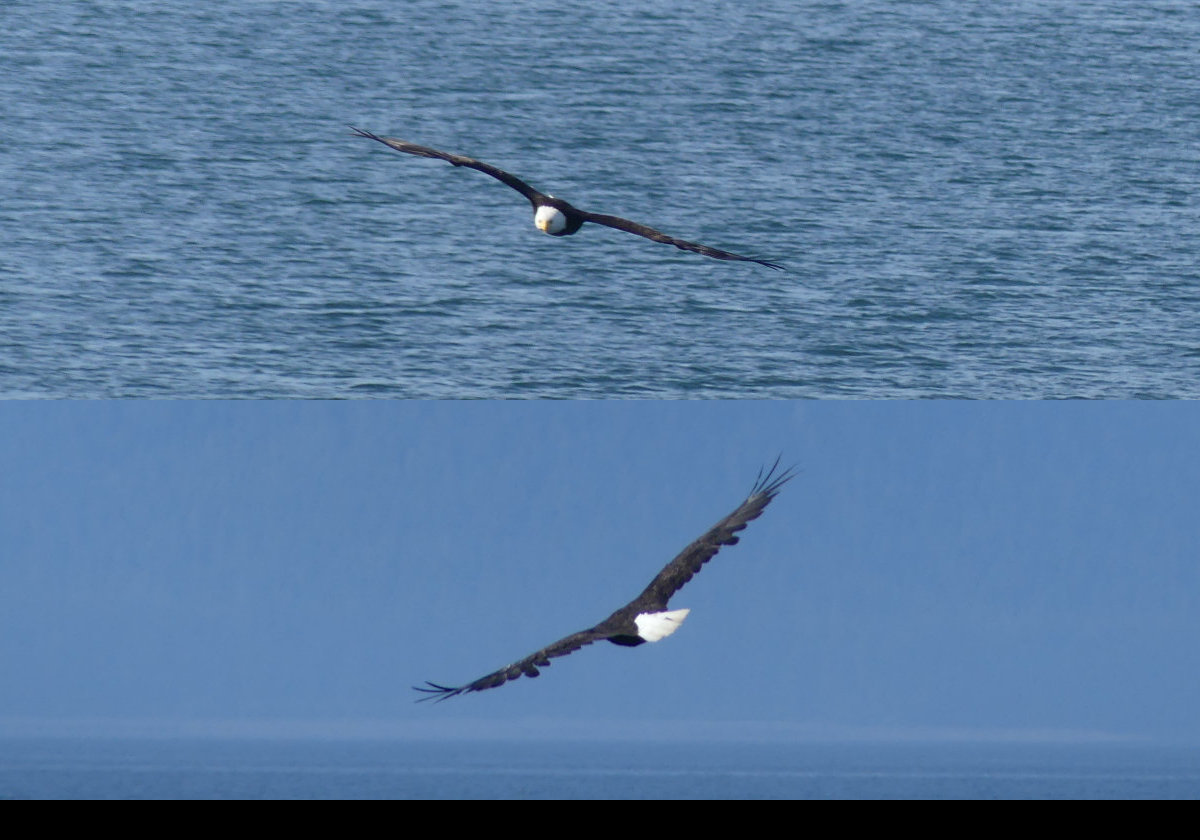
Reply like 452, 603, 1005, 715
413, 628, 606, 703
349, 126, 545, 206
633, 457, 795, 609
580, 212, 784, 270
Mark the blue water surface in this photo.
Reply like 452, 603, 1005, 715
3, 736, 1199, 800
2, 1, 1198, 397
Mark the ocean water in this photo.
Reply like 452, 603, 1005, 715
3, 737, 1198, 800
2, 0, 1198, 397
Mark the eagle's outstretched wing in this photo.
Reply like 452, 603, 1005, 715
414, 628, 607, 703
581, 212, 784, 270
630, 459, 794, 611
350, 127, 546, 207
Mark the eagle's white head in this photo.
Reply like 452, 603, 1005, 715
535, 204, 567, 234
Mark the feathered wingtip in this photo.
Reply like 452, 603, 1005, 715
413, 681, 467, 703
750, 456, 796, 500
349, 125, 383, 142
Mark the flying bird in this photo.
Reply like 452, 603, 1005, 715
351, 127, 783, 269
415, 460, 793, 701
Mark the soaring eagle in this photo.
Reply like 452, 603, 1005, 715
415, 460, 793, 701
351, 127, 783, 270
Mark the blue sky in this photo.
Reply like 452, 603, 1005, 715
1, 402, 1197, 741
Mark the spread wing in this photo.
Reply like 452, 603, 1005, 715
414, 627, 608, 703
581, 212, 784, 270
351, 126, 546, 207
631, 459, 794, 611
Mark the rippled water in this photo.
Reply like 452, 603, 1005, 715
3, 0, 1198, 397
5, 737, 1199, 800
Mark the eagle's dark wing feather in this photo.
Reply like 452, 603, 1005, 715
580, 212, 784, 270
351, 127, 546, 207
414, 627, 607, 702
631, 459, 794, 611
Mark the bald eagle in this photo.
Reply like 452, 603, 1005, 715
415, 460, 793, 701
351, 127, 783, 269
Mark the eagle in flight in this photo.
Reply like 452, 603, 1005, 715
351, 127, 783, 270
416, 460, 793, 701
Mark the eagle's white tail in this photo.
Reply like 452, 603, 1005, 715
634, 608, 691, 643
